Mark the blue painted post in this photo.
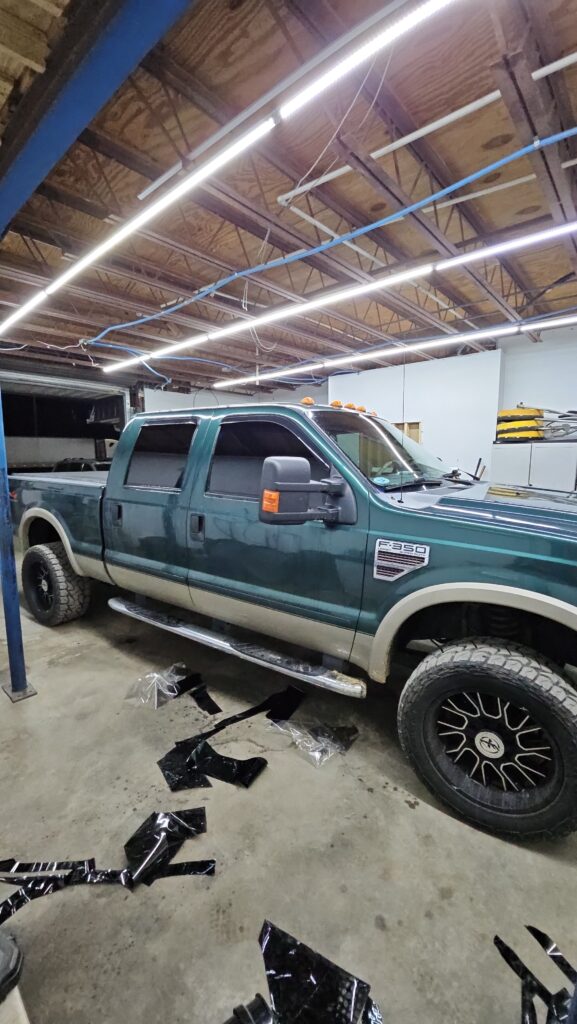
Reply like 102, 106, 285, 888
0, 388, 36, 701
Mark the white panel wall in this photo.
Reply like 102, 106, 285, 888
143, 381, 328, 412
7, 436, 95, 467
499, 328, 577, 412
329, 349, 502, 473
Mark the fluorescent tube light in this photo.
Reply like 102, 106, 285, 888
211, 316, 577, 389
0, 118, 276, 335
0, 290, 50, 333
279, 0, 463, 120
435, 221, 577, 272
45, 118, 276, 294
102, 264, 434, 372
104, 216, 577, 374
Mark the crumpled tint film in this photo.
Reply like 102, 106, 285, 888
187, 739, 267, 788
0, 808, 214, 924
495, 927, 577, 1023
124, 809, 207, 884
159, 685, 304, 791
259, 921, 371, 1024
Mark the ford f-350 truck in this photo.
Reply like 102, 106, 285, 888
9, 403, 577, 840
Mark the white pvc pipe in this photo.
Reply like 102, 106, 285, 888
423, 156, 577, 213
292, 205, 471, 322
277, 49, 577, 205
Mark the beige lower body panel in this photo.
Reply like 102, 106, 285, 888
76, 554, 113, 584
108, 564, 356, 661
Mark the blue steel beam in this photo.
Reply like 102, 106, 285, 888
0, 388, 36, 700
0, 0, 195, 236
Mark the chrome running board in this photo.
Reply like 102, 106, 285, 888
109, 597, 366, 698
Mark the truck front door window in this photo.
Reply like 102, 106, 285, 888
125, 422, 196, 490
206, 420, 327, 499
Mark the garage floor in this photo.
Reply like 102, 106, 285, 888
1, 585, 576, 1024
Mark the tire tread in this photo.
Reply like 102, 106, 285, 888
398, 637, 577, 840
22, 542, 91, 626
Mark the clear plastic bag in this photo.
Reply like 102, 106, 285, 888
271, 721, 359, 767
125, 663, 189, 710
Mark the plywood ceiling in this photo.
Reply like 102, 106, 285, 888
1, 0, 577, 393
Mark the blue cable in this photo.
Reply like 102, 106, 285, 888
259, 302, 577, 382
85, 125, 577, 347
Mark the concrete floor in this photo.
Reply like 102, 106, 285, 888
0, 584, 575, 1024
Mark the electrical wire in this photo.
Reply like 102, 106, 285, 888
241, 302, 577, 385
82, 125, 577, 350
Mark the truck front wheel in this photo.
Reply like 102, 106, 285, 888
22, 542, 91, 626
397, 638, 577, 840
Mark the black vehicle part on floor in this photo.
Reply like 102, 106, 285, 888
158, 685, 304, 791
222, 921, 382, 1024
0, 808, 214, 926
0, 932, 23, 1004
222, 995, 273, 1024
495, 926, 577, 1022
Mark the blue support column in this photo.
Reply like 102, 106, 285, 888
0, 389, 36, 701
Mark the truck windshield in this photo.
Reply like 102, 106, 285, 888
312, 410, 449, 490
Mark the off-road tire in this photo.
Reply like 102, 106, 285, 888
397, 638, 577, 840
22, 542, 91, 626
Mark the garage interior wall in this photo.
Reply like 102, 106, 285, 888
498, 328, 577, 412
328, 349, 502, 473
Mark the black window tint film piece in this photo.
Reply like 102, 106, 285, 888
125, 422, 196, 489
158, 686, 304, 791
259, 920, 371, 1024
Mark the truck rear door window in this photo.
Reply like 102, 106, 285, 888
125, 422, 196, 490
207, 419, 327, 499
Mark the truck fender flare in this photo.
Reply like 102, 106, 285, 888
369, 582, 577, 682
19, 508, 85, 577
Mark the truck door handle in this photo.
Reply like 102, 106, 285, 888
189, 513, 205, 537
115, 503, 123, 524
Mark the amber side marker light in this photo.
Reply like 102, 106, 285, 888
300, 396, 315, 405
344, 402, 356, 409
262, 489, 280, 513
330, 400, 343, 408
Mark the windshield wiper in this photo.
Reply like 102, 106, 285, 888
443, 471, 473, 486
381, 477, 444, 491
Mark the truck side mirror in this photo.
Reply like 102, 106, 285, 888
259, 456, 349, 526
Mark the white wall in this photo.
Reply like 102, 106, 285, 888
143, 380, 328, 412
329, 349, 502, 473
7, 436, 95, 467
499, 328, 577, 412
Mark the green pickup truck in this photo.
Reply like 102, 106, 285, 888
9, 403, 577, 840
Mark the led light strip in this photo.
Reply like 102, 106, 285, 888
0, 0, 464, 340
278, 0, 459, 119
212, 314, 577, 389
103, 218, 577, 373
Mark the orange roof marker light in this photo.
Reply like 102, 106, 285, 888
344, 402, 357, 409
356, 405, 366, 412
301, 396, 315, 405
330, 400, 343, 408
369, 410, 378, 417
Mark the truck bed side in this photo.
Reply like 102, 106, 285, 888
9, 472, 109, 581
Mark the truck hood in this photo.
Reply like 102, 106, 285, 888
382, 481, 577, 542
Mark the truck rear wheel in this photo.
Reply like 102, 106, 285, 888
22, 542, 91, 626
397, 638, 577, 840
